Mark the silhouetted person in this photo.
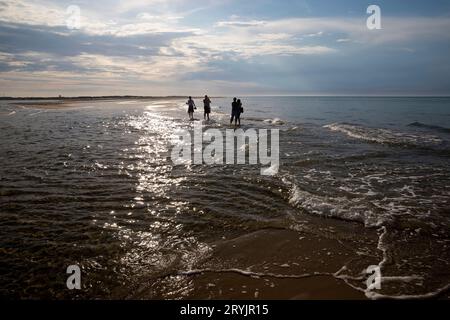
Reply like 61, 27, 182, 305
230, 97, 241, 127
237, 99, 243, 126
203, 95, 211, 120
186, 96, 196, 120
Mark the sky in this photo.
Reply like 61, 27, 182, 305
0, 0, 450, 96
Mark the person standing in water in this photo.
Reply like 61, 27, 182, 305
237, 99, 243, 126
186, 96, 196, 120
230, 97, 242, 128
203, 95, 211, 121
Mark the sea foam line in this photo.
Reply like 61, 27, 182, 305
177, 257, 450, 299
177, 225, 450, 299
179, 268, 352, 280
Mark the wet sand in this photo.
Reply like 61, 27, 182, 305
181, 229, 367, 299
7, 97, 190, 110
129, 217, 382, 300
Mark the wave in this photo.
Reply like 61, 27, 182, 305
282, 176, 385, 227
263, 118, 285, 125
280, 169, 449, 230
407, 121, 450, 134
279, 174, 450, 298
324, 122, 443, 147
0, 110, 16, 116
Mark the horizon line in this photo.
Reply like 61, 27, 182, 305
2, 94, 450, 100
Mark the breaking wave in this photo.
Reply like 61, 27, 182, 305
324, 122, 443, 147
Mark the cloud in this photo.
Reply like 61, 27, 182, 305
305, 31, 323, 37
257, 33, 292, 41
137, 12, 183, 21
68, 52, 210, 80
115, 0, 169, 13
215, 20, 267, 27
1, 1, 450, 96
0, 0, 197, 36
259, 17, 450, 45
0, 22, 191, 56
0, 0, 65, 26
172, 34, 335, 59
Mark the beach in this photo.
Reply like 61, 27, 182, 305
0, 96, 449, 299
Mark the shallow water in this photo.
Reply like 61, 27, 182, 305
0, 97, 449, 299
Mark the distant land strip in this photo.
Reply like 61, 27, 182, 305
0, 96, 224, 101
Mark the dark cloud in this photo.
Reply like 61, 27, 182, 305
0, 22, 192, 57
0, 61, 14, 72
182, 43, 450, 95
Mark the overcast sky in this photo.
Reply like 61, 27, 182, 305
1, 0, 450, 96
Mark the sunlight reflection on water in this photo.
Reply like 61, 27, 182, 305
99, 109, 210, 295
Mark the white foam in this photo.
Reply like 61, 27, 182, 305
181, 265, 450, 300
264, 118, 285, 125
324, 123, 442, 146
365, 282, 450, 300
283, 176, 385, 227
261, 163, 279, 176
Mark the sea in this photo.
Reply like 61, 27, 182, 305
0, 96, 449, 299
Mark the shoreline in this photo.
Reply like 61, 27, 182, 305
0, 96, 224, 102
126, 214, 382, 300
4, 96, 188, 110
